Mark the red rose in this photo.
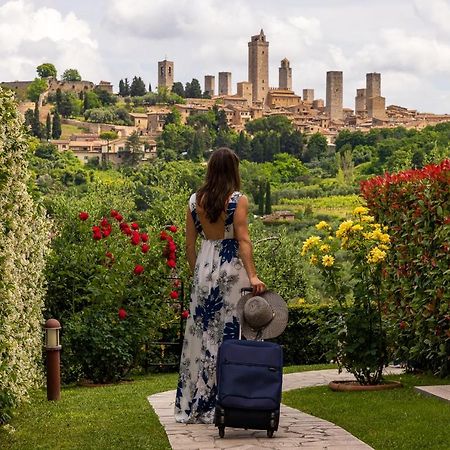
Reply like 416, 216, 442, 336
181, 310, 189, 319
170, 290, 179, 299
92, 225, 101, 233
131, 222, 139, 230
110, 210, 118, 218
167, 259, 176, 268
118, 308, 127, 320
140, 233, 149, 242
168, 241, 177, 252
141, 243, 150, 253
105, 251, 114, 259
79, 211, 89, 221
131, 232, 140, 245
173, 279, 181, 287
169, 252, 176, 260
102, 228, 111, 238
160, 231, 169, 241
93, 232, 102, 241
399, 321, 407, 330
115, 213, 123, 222
134, 265, 144, 275
100, 217, 109, 228
169, 225, 178, 233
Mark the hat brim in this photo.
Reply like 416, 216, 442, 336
236, 290, 288, 340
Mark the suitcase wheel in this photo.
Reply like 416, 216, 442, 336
218, 426, 225, 438
267, 429, 274, 438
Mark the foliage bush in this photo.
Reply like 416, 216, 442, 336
45, 186, 180, 383
0, 88, 50, 423
273, 303, 341, 365
301, 208, 392, 384
361, 160, 450, 376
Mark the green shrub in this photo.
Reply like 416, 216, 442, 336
361, 160, 450, 376
0, 88, 50, 423
274, 304, 341, 365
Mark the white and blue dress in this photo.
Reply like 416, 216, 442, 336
174, 191, 250, 423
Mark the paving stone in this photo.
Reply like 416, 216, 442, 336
148, 368, 407, 449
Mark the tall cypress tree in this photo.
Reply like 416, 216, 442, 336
118, 79, 125, 96
31, 103, 42, 138
45, 113, 51, 140
51, 111, 61, 139
258, 182, 265, 216
265, 181, 272, 215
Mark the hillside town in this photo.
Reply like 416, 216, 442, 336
2, 29, 450, 166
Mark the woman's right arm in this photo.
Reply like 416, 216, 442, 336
234, 195, 266, 295
185, 206, 198, 274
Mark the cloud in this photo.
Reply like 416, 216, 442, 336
414, 0, 450, 36
0, 0, 105, 82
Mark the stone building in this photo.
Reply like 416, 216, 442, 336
248, 29, 269, 104
366, 73, 386, 120
303, 89, 314, 103
326, 71, 343, 121
158, 60, 174, 91
279, 58, 292, 90
237, 81, 252, 105
204, 75, 215, 96
266, 88, 301, 108
218, 72, 232, 95
355, 88, 366, 115
96, 81, 113, 93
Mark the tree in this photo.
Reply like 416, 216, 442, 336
188, 130, 206, 161
185, 78, 202, 98
62, 69, 82, 81
123, 78, 130, 96
302, 132, 328, 162
164, 107, 182, 127
0, 87, 50, 422
31, 103, 42, 138
59, 92, 82, 118
118, 79, 125, 96
45, 113, 51, 140
26, 78, 48, 103
130, 76, 146, 97
51, 111, 61, 139
264, 182, 272, 215
83, 91, 101, 111
55, 88, 62, 113
121, 131, 143, 166
37, 63, 57, 78
258, 182, 265, 215
148, 83, 152, 92
172, 81, 185, 98
234, 131, 252, 160
24, 108, 34, 130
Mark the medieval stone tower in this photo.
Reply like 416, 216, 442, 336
279, 58, 292, 90
326, 71, 343, 121
355, 88, 366, 115
366, 73, 386, 119
158, 60, 174, 91
248, 29, 269, 103
204, 75, 215, 96
218, 72, 232, 95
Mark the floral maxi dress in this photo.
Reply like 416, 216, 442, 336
174, 191, 250, 423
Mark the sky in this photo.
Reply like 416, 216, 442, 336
1, 0, 450, 113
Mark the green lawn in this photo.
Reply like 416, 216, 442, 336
283, 373, 450, 450
1, 372, 178, 450
3, 369, 449, 450
60, 123, 90, 139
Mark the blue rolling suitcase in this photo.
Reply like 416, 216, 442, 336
214, 338, 283, 438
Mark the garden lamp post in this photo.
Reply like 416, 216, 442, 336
45, 319, 61, 401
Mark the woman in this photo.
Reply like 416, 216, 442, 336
174, 147, 265, 424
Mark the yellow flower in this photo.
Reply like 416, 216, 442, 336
319, 244, 331, 253
315, 221, 330, 230
351, 224, 363, 232
367, 247, 387, 264
322, 255, 335, 267
353, 206, 369, 216
361, 215, 375, 223
336, 220, 354, 238
310, 254, 318, 265
296, 298, 306, 305
301, 235, 322, 255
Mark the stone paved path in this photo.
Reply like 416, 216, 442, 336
414, 385, 450, 404
148, 368, 403, 450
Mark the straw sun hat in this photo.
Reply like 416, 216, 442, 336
236, 290, 288, 340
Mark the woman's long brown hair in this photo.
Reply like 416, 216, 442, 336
197, 147, 241, 223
